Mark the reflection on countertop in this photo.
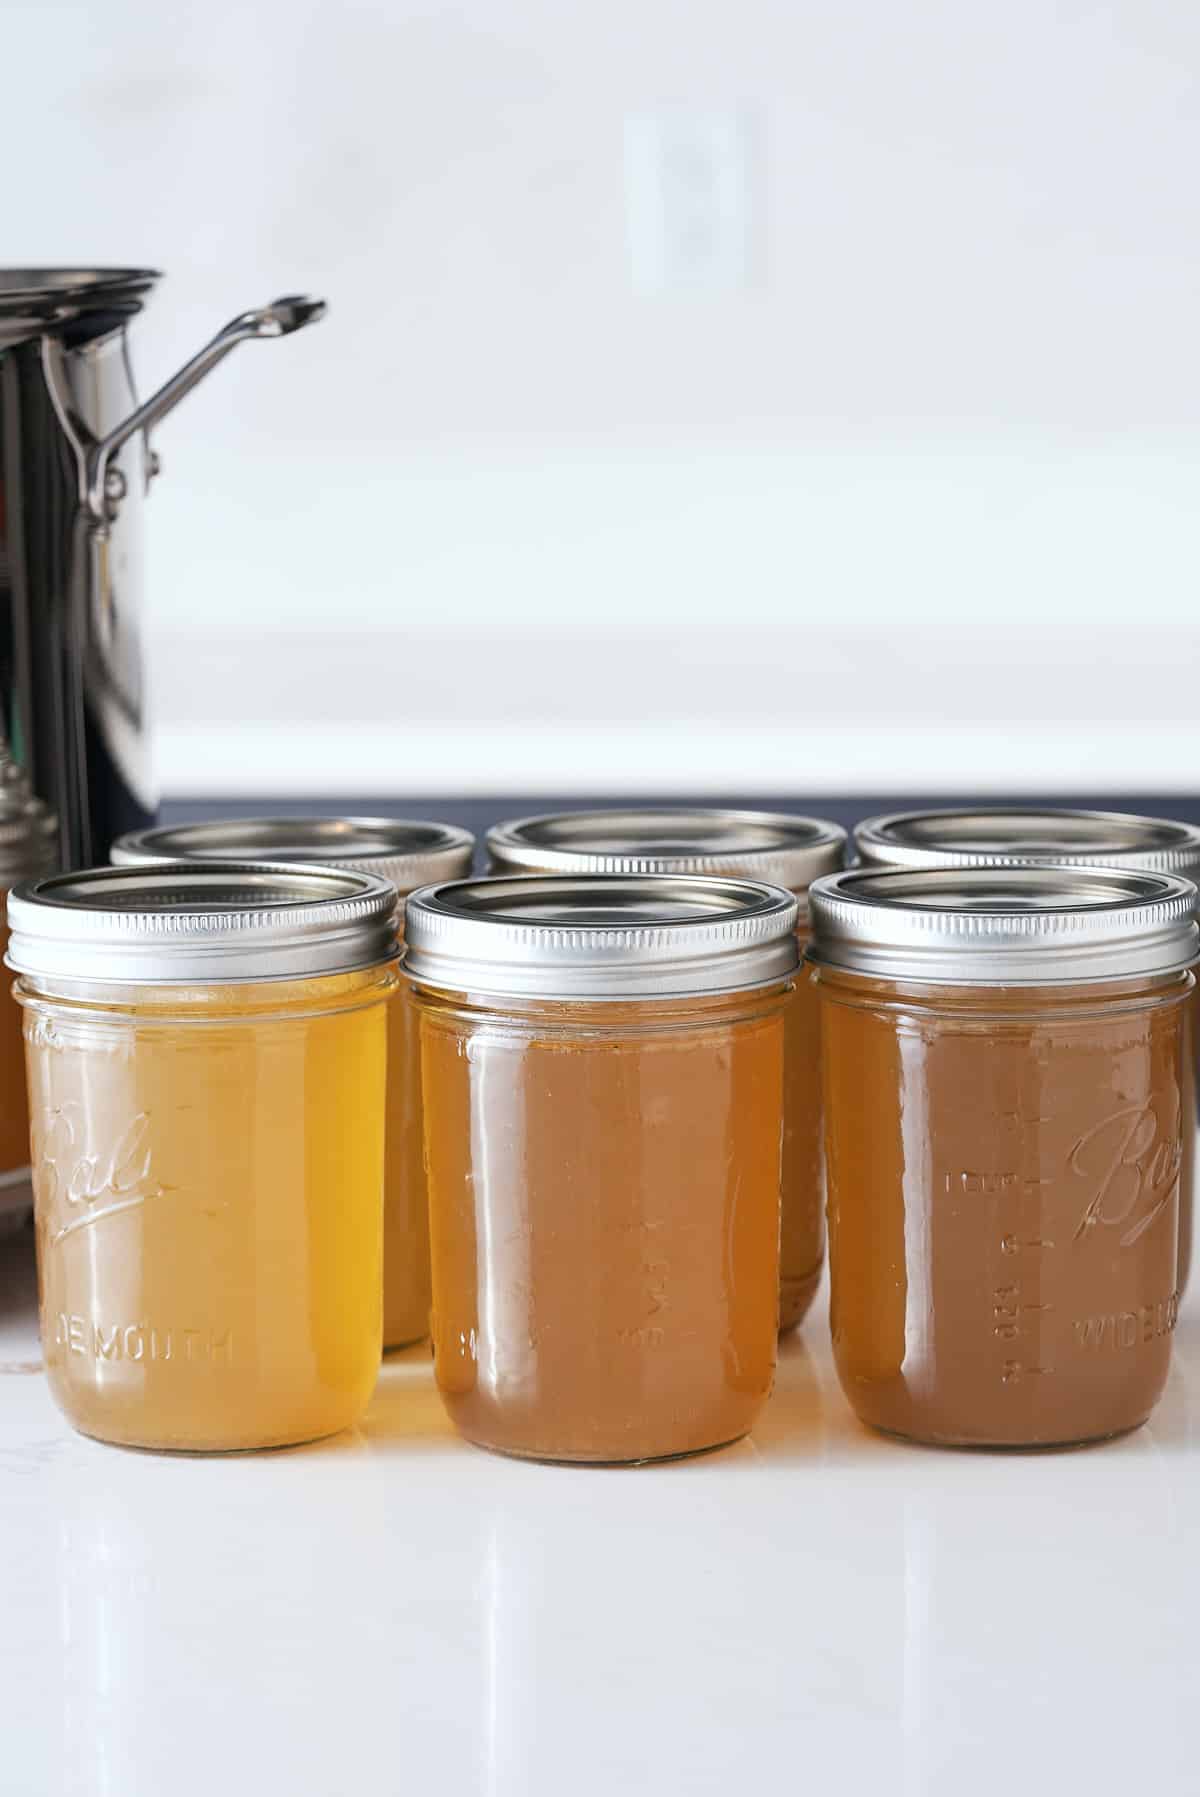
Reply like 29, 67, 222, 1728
0, 1223, 1197, 1796
0, 1211, 38, 1373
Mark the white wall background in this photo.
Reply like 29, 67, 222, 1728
4, 0, 1199, 794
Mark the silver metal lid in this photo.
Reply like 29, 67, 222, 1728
808, 865, 1199, 986
111, 816, 474, 895
7, 863, 398, 986
405, 874, 800, 1000
0, 267, 160, 347
0, 747, 58, 884
486, 808, 846, 896
855, 807, 1200, 877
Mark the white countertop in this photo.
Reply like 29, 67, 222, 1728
1, 1216, 1196, 1796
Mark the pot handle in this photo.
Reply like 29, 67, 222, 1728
82, 294, 326, 524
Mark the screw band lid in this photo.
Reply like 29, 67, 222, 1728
808, 864, 1199, 985
7, 863, 398, 984
405, 873, 799, 999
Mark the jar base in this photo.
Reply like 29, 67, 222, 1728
65, 1416, 361, 1456
778, 1262, 823, 1334
455, 1429, 750, 1468
861, 1413, 1151, 1452
383, 1332, 429, 1354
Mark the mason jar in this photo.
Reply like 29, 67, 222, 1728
854, 807, 1200, 1296
7, 863, 398, 1451
808, 864, 1197, 1448
111, 816, 474, 1349
405, 873, 799, 1464
486, 809, 846, 1330
0, 752, 57, 1219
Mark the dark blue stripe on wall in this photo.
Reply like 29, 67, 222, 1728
163, 793, 1200, 863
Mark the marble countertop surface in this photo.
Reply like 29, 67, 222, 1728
7, 788, 1199, 1792
1, 1215, 1196, 1796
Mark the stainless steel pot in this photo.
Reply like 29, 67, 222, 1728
0, 268, 325, 866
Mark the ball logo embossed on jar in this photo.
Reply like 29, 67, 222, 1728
34, 1105, 169, 1245
1069, 1102, 1182, 1248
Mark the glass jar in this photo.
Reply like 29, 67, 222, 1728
486, 808, 846, 1329
7, 862, 399, 1451
0, 749, 58, 1199
405, 872, 799, 1463
111, 816, 475, 1349
854, 807, 1200, 1296
808, 864, 1198, 1448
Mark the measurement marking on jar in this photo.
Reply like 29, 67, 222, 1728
617, 1326, 665, 1348
643, 1259, 669, 1318
1003, 1361, 1054, 1384
950, 1172, 1054, 1196
952, 1171, 1019, 1194
993, 1288, 1030, 1339
54, 1314, 233, 1365
994, 1287, 1053, 1306
1000, 1236, 1055, 1255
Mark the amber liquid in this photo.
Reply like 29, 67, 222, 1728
418, 985, 787, 1463
21, 967, 395, 1451
0, 906, 32, 1176
1181, 987, 1199, 1295
779, 924, 824, 1329
382, 972, 432, 1348
817, 966, 1193, 1447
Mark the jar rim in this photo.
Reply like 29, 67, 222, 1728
6, 862, 398, 984
486, 806, 845, 892
405, 872, 799, 999
111, 815, 474, 894
855, 806, 1200, 877
808, 864, 1199, 985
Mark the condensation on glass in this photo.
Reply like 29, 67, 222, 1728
112, 816, 475, 1349
808, 864, 1198, 1448
405, 872, 800, 1464
486, 808, 846, 1330
7, 862, 399, 1452
854, 806, 1200, 1297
